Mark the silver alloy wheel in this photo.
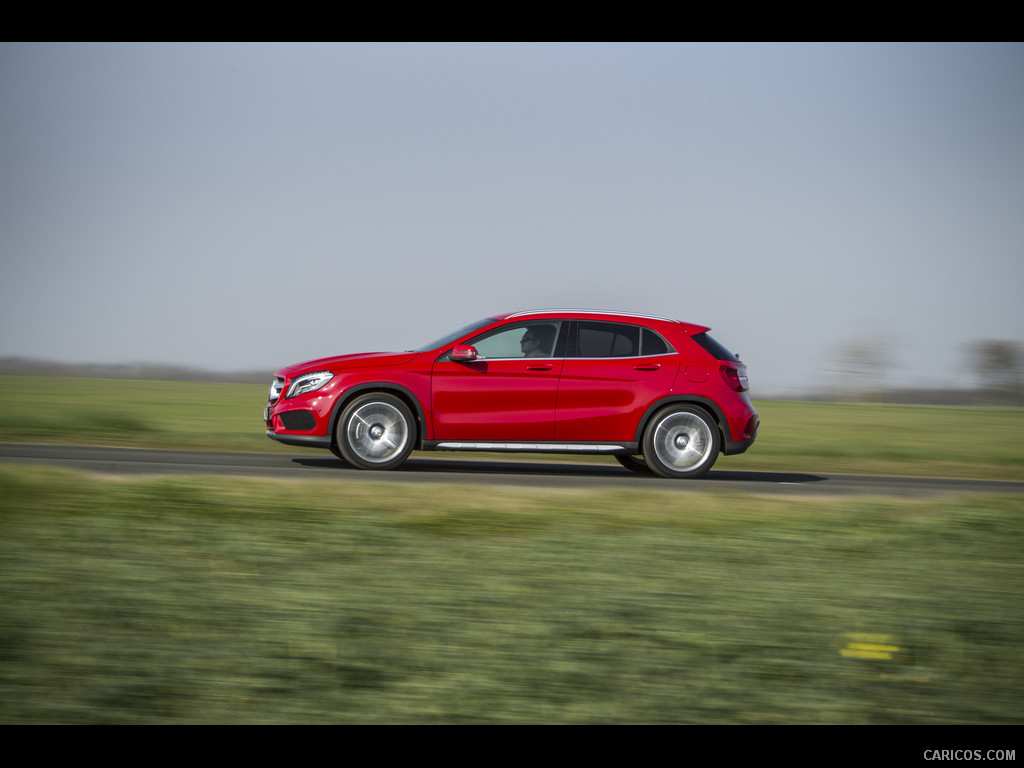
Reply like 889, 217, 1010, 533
337, 393, 416, 470
347, 402, 409, 462
643, 406, 720, 478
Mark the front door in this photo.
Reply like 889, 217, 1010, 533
430, 321, 564, 441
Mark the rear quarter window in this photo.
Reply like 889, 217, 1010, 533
642, 328, 672, 355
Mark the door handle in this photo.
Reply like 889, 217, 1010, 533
526, 363, 554, 371
634, 364, 661, 371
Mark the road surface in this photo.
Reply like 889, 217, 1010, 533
1, 443, 1022, 497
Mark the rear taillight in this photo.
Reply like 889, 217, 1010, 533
720, 364, 749, 392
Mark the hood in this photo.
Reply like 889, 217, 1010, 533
276, 351, 417, 378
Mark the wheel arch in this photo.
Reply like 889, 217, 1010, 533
633, 396, 727, 452
327, 383, 427, 450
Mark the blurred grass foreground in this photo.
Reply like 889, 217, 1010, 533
1, 466, 1022, 724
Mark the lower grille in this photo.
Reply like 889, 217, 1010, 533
279, 410, 317, 431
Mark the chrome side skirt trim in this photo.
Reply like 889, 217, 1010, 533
434, 441, 628, 454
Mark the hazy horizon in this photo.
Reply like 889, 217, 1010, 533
2, 43, 1022, 397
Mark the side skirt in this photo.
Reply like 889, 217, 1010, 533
422, 440, 639, 455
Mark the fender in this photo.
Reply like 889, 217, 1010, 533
633, 395, 748, 455
327, 382, 429, 449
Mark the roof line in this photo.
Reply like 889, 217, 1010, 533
505, 309, 682, 323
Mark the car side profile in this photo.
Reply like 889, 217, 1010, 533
264, 310, 758, 478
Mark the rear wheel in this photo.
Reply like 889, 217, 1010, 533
642, 405, 720, 479
615, 454, 652, 474
336, 393, 415, 470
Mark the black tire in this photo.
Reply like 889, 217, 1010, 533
641, 405, 720, 479
335, 393, 416, 470
615, 454, 653, 474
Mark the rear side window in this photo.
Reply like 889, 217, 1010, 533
692, 332, 738, 361
577, 322, 639, 357
573, 322, 675, 358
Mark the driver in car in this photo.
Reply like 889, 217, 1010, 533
520, 325, 556, 358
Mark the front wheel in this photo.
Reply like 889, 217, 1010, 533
642, 405, 720, 479
335, 393, 416, 470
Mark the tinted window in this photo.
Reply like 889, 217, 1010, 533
576, 322, 640, 357
692, 332, 737, 361
642, 328, 672, 355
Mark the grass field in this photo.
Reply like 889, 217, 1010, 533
1, 376, 1022, 723
1, 467, 1021, 724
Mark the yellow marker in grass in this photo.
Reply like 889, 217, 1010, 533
840, 632, 900, 660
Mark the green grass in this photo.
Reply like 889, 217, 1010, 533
727, 400, 1024, 480
0, 376, 299, 454
2, 375, 1023, 479
1, 466, 1021, 723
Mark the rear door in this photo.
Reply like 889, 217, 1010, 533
555, 321, 679, 441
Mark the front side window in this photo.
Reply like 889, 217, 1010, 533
469, 321, 562, 359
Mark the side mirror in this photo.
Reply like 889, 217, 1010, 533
451, 344, 478, 362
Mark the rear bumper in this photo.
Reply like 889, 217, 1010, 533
723, 414, 759, 455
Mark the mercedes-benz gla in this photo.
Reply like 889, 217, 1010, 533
264, 310, 758, 478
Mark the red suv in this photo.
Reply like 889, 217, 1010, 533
264, 310, 758, 478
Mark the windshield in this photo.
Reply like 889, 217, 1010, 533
413, 317, 497, 353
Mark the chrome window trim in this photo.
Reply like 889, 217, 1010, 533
562, 352, 679, 361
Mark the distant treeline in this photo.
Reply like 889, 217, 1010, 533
0, 358, 268, 385
797, 387, 1023, 407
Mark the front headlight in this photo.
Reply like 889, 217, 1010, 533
286, 371, 334, 398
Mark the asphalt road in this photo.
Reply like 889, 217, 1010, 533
2, 443, 1022, 497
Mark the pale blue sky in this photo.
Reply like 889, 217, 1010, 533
2, 43, 1021, 395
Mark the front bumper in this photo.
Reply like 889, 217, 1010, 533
266, 429, 331, 449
